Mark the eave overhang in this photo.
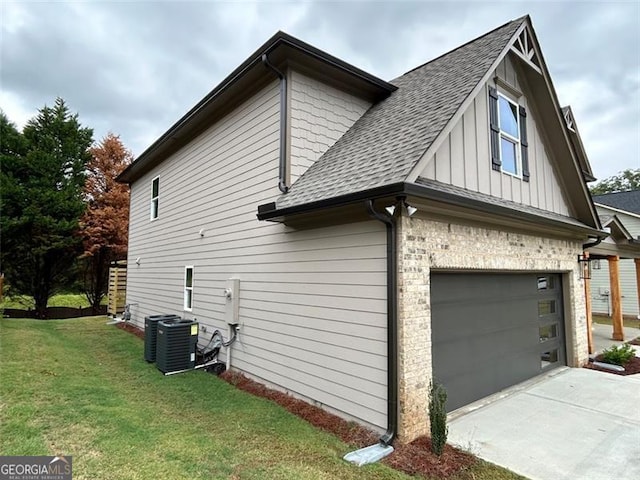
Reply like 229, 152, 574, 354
257, 181, 606, 238
117, 32, 396, 185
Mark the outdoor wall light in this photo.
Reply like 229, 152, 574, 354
383, 201, 417, 217
404, 203, 418, 217
577, 254, 591, 280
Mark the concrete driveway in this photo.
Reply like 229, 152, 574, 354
448, 368, 640, 480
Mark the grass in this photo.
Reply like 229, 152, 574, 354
592, 314, 640, 329
0, 293, 105, 309
0, 317, 524, 480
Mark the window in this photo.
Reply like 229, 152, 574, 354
150, 177, 159, 220
537, 276, 555, 291
488, 86, 530, 181
498, 95, 520, 175
539, 324, 558, 343
538, 299, 556, 316
184, 266, 194, 311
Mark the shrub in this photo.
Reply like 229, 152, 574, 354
601, 343, 635, 366
429, 381, 448, 456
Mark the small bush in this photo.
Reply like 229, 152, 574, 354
601, 343, 635, 366
429, 381, 448, 456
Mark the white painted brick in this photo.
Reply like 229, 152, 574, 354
396, 215, 588, 442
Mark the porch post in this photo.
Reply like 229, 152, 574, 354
584, 252, 594, 354
635, 259, 640, 319
607, 255, 624, 341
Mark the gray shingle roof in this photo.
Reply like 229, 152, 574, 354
415, 178, 595, 231
593, 190, 640, 215
276, 17, 525, 209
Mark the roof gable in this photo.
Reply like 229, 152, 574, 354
600, 215, 634, 241
276, 17, 524, 209
562, 106, 595, 182
275, 16, 599, 230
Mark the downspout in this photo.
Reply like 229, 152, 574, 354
582, 236, 603, 250
261, 53, 289, 193
366, 199, 398, 447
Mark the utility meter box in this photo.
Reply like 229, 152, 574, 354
155, 318, 199, 374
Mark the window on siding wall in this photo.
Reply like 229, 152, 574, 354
184, 266, 194, 311
150, 176, 159, 220
489, 86, 530, 181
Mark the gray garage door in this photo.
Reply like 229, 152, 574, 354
431, 272, 565, 412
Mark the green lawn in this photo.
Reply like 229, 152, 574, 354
0, 293, 106, 309
0, 317, 523, 480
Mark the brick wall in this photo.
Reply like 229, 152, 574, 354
396, 214, 588, 442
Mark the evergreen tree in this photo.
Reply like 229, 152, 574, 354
0, 99, 93, 317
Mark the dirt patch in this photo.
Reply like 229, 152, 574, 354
585, 355, 640, 376
220, 370, 476, 478
629, 337, 640, 346
116, 321, 145, 340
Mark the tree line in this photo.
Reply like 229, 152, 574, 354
1, 98, 131, 317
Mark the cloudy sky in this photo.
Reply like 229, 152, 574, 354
1, 1, 638, 181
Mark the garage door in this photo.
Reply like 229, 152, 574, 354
431, 272, 565, 412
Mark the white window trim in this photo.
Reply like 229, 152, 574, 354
497, 92, 522, 179
184, 266, 194, 312
150, 176, 159, 221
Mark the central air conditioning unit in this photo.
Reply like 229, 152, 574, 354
155, 318, 199, 374
144, 314, 181, 362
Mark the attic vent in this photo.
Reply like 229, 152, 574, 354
510, 28, 541, 74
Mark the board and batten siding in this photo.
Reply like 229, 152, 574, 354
126, 80, 388, 429
590, 206, 640, 317
288, 70, 371, 183
420, 54, 571, 216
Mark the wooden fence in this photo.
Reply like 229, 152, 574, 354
108, 261, 127, 316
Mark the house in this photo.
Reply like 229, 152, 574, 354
588, 191, 640, 319
117, 15, 604, 443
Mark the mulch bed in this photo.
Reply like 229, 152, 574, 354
116, 321, 145, 340
220, 370, 476, 478
585, 354, 640, 376
115, 321, 477, 477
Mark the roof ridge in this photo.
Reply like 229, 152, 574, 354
594, 189, 640, 197
397, 15, 528, 79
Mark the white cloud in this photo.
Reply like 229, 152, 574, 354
1, 0, 638, 180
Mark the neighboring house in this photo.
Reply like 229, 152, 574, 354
590, 191, 640, 318
117, 15, 603, 443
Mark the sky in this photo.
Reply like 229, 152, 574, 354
1, 1, 638, 182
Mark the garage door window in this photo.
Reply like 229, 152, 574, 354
539, 324, 558, 342
538, 299, 556, 316
541, 349, 559, 367
537, 276, 555, 290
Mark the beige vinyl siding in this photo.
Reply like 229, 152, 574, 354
590, 206, 640, 317
289, 70, 371, 183
420, 54, 571, 217
126, 81, 388, 430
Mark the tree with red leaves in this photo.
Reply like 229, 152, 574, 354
79, 133, 132, 313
